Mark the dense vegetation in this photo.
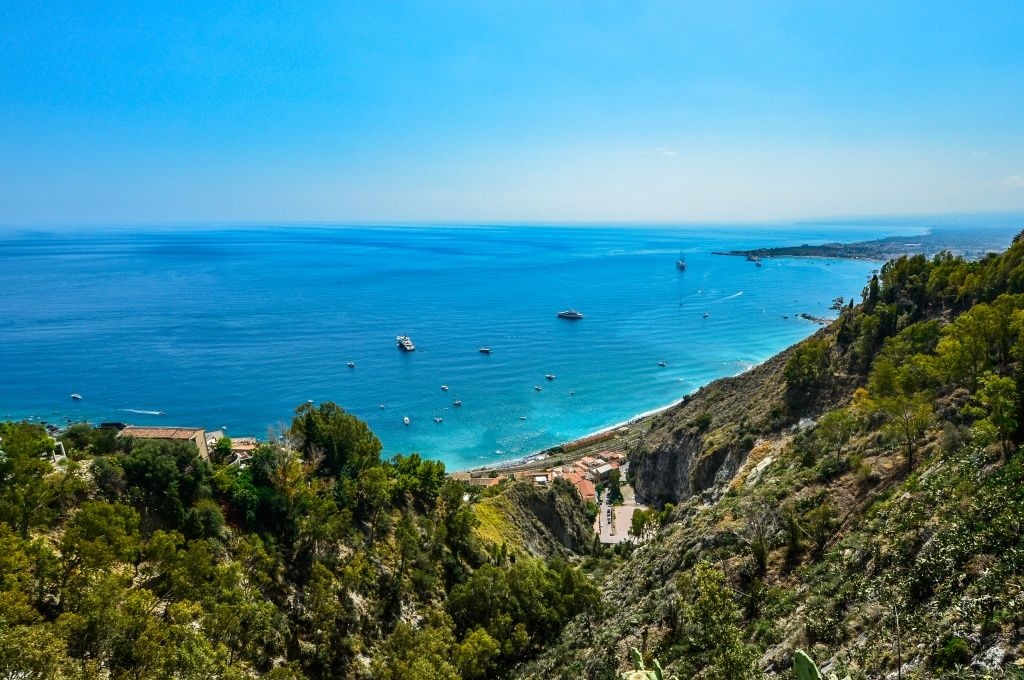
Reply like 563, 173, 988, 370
0, 402, 598, 678
520, 233, 1024, 678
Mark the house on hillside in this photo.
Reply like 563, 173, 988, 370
119, 426, 210, 460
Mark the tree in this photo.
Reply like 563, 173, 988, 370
673, 561, 758, 678
212, 437, 233, 463
875, 393, 935, 471
290, 401, 382, 478
978, 372, 1018, 459
607, 468, 623, 505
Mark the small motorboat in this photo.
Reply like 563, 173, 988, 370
534, 385, 542, 391
70, 393, 82, 400
478, 347, 492, 354
545, 374, 556, 380
658, 361, 668, 367
379, 404, 385, 409
519, 416, 527, 420
703, 312, 709, 318
347, 361, 356, 368
403, 416, 410, 425
433, 417, 443, 423
441, 385, 449, 391
569, 390, 575, 395
452, 400, 463, 407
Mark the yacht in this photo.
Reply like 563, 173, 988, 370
346, 361, 355, 368
433, 417, 443, 423
658, 361, 668, 367
70, 393, 82, 400
478, 347, 492, 354
557, 309, 584, 319
403, 416, 410, 425
534, 385, 542, 391
676, 253, 687, 270
396, 335, 416, 351
545, 374, 556, 380
452, 400, 463, 407
441, 385, 449, 391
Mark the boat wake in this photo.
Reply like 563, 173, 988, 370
120, 408, 165, 416
719, 291, 744, 301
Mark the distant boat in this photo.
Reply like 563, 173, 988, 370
519, 416, 527, 420
452, 400, 463, 407
396, 335, 416, 351
347, 361, 356, 368
534, 385, 542, 391
545, 374, 556, 380
379, 404, 385, 409
557, 309, 584, 319
478, 347, 492, 354
658, 361, 668, 367
433, 417, 443, 423
69, 393, 82, 400
403, 416, 410, 425
441, 385, 449, 391
676, 253, 687, 270
755, 261, 762, 267
703, 312, 709, 318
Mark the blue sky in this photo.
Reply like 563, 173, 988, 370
2, 1, 1023, 224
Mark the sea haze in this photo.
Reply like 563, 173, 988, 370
0, 224, 911, 471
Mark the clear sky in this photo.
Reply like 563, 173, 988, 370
2, 1, 1024, 225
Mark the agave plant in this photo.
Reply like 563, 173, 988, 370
794, 649, 851, 680
620, 647, 679, 680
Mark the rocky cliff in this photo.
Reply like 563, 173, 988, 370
630, 344, 796, 506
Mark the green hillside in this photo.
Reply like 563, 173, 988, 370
522, 233, 1024, 679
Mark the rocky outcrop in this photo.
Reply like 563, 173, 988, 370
630, 343, 797, 505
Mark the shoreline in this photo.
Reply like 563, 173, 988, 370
454, 361, 762, 477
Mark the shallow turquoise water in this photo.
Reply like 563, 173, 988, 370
0, 224, 907, 470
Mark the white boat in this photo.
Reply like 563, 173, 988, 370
676, 253, 687, 270
396, 335, 416, 351
69, 393, 82, 400
534, 385, 542, 391
658, 361, 668, 367
478, 347, 492, 354
545, 374, 556, 380
441, 385, 449, 391
452, 400, 462, 407
403, 416, 410, 425
519, 416, 527, 420
557, 309, 584, 320
379, 404, 385, 409
433, 417, 443, 423
347, 361, 356, 368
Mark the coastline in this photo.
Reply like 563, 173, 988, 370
453, 361, 761, 478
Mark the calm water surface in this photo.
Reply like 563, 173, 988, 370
0, 224, 911, 470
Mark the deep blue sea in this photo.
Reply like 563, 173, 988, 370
0, 224, 914, 471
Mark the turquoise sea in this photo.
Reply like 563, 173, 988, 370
0, 224, 911, 471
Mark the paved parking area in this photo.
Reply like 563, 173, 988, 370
594, 484, 645, 545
